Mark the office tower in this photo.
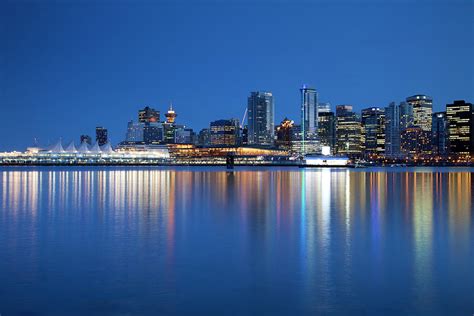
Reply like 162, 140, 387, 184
318, 111, 336, 153
361, 107, 385, 156
432, 112, 448, 156
138, 106, 160, 123
407, 95, 433, 131
143, 122, 163, 143
275, 118, 294, 151
198, 128, 211, 146
175, 127, 195, 144
400, 126, 431, 156
317, 102, 331, 113
384, 102, 401, 158
165, 104, 177, 124
210, 119, 241, 146
247, 91, 274, 146
95, 127, 108, 146
399, 101, 414, 130
163, 123, 176, 143
80, 134, 92, 145
336, 105, 361, 156
446, 100, 474, 155
300, 85, 318, 138
125, 121, 144, 142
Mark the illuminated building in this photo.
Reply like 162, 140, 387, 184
80, 134, 92, 145
138, 106, 160, 123
165, 104, 177, 123
400, 126, 431, 156
361, 107, 385, 156
247, 91, 274, 146
95, 127, 108, 146
317, 111, 336, 154
384, 102, 401, 158
336, 105, 361, 156
163, 123, 176, 143
198, 128, 211, 146
431, 112, 448, 156
399, 101, 414, 130
210, 119, 240, 147
407, 94, 433, 132
300, 85, 318, 140
446, 100, 474, 155
275, 118, 294, 151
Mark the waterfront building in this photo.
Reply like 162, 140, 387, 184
138, 106, 160, 123
125, 121, 145, 142
361, 107, 385, 156
80, 135, 92, 145
275, 118, 294, 151
210, 119, 241, 147
300, 85, 318, 139
317, 111, 336, 154
95, 127, 108, 146
400, 126, 431, 156
335, 105, 361, 156
399, 101, 414, 130
197, 128, 211, 146
384, 102, 401, 158
432, 112, 448, 156
446, 100, 474, 155
407, 94, 433, 132
165, 104, 177, 124
247, 91, 274, 146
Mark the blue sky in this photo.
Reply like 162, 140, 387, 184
1, 0, 473, 150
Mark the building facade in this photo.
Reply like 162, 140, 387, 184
407, 94, 433, 132
336, 105, 361, 156
431, 112, 448, 156
138, 106, 160, 123
247, 91, 274, 146
361, 107, 385, 156
318, 111, 336, 154
300, 85, 318, 139
446, 100, 474, 155
384, 102, 401, 158
210, 119, 241, 147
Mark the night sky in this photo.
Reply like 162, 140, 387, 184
1, 0, 473, 150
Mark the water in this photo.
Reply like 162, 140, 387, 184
0, 167, 473, 315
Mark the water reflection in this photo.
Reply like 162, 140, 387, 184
0, 167, 473, 314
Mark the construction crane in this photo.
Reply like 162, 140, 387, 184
240, 108, 248, 128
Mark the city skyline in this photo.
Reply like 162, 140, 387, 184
1, 1, 473, 150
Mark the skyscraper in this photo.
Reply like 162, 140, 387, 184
125, 121, 144, 142
210, 119, 241, 147
361, 107, 385, 156
432, 112, 448, 156
384, 102, 401, 158
95, 127, 108, 146
318, 111, 336, 153
300, 85, 318, 138
446, 100, 474, 155
399, 101, 414, 130
138, 106, 160, 123
407, 95, 433, 131
336, 105, 361, 156
247, 91, 274, 146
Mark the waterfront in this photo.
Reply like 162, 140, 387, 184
0, 167, 473, 315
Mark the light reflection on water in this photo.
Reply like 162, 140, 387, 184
0, 167, 473, 315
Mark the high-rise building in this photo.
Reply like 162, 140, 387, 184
336, 105, 361, 156
432, 112, 448, 156
407, 95, 433, 131
318, 111, 336, 153
80, 134, 92, 145
399, 101, 414, 130
300, 85, 318, 138
138, 106, 160, 123
446, 100, 474, 155
95, 127, 108, 146
210, 119, 240, 146
174, 126, 195, 144
247, 91, 274, 146
384, 102, 401, 158
197, 128, 211, 146
125, 121, 144, 142
143, 122, 163, 143
275, 118, 294, 151
361, 107, 385, 156
400, 126, 431, 156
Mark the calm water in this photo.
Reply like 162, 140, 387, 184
0, 167, 473, 315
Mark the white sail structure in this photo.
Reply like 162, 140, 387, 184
48, 140, 65, 153
77, 141, 90, 153
100, 142, 114, 154
64, 141, 78, 153
89, 142, 102, 154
